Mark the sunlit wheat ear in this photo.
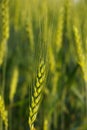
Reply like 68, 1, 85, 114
0, 95, 8, 130
56, 8, 64, 53
73, 26, 87, 117
9, 66, 19, 103
25, 1, 34, 52
29, 60, 46, 130
73, 26, 87, 80
25, 21, 34, 52
0, 0, 9, 66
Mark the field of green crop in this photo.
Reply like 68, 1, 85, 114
0, 0, 87, 130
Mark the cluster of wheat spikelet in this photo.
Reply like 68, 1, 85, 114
0, 95, 8, 130
29, 60, 46, 130
0, 0, 9, 66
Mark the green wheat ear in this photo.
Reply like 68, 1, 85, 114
0, 95, 8, 130
0, 0, 9, 66
73, 26, 87, 81
29, 60, 46, 130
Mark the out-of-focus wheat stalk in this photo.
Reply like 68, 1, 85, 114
9, 66, 19, 103
9, 66, 19, 130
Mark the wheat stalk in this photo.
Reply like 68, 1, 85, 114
29, 60, 46, 130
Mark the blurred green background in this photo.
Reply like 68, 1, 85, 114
0, 0, 87, 130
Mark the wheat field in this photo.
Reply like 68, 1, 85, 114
0, 0, 87, 130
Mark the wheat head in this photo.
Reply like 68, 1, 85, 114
29, 60, 46, 130
0, 95, 8, 130
0, 0, 9, 66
